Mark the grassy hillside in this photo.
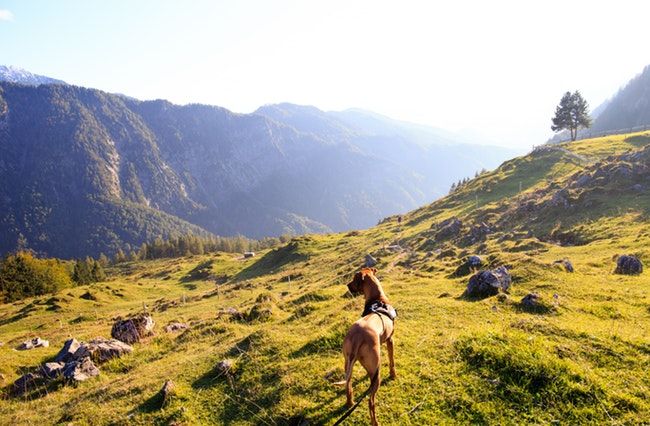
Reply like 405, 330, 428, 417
1, 132, 649, 425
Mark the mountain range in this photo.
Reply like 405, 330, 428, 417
0, 70, 516, 258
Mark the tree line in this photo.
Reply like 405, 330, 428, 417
112, 233, 290, 263
449, 169, 488, 194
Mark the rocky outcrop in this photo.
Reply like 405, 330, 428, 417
111, 314, 155, 344
464, 266, 511, 298
63, 357, 100, 382
40, 362, 65, 379
54, 338, 81, 363
614, 255, 643, 275
75, 338, 134, 363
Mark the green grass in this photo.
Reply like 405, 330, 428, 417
1, 131, 650, 424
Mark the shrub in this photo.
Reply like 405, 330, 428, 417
0, 251, 73, 302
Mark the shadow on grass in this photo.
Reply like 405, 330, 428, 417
233, 242, 308, 281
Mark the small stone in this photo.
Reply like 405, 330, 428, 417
216, 359, 233, 375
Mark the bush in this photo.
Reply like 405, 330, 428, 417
0, 251, 73, 302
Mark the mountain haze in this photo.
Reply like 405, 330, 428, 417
0, 77, 515, 259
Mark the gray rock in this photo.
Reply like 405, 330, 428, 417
465, 266, 511, 298
164, 322, 189, 333
63, 357, 99, 382
17, 337, 49, 350
160, 379, 175, 406
12, 372, 44, 395
111, 314, 155, 344
75, 338, 133, 363
364, 254, 377, 267
521, 293, 542, 309
55, 338, 81, 363
40, 362, 65, 379
614, 255, 643, 275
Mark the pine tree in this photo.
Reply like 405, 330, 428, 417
551, 91, 591, 141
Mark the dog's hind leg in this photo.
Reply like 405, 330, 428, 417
344, 353, 355, 407
360, 348, 381, 426
386, 337, 396, 379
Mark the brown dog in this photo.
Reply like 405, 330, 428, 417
341, 268, 396, 426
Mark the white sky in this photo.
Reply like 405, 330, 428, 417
1, 0, 650, 147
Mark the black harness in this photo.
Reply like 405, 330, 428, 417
362, 300, 397, 321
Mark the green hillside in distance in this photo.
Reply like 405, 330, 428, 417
0, 131, 649, 424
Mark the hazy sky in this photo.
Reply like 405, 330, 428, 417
1, 0, 649, 147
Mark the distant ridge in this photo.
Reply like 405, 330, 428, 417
0, 65, 66, 86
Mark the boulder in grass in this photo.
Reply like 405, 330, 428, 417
75, 338, 133, 363
614, 255, 643, 275
465, 266, 511, 298
55, 338, 81, 363
17, 337, 49, 350
63, 357, 99, 382
111, 314, 155, 344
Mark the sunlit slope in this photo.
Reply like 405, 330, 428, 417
0, 132, 649, 425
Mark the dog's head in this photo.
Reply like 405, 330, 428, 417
346, 268, 376, 295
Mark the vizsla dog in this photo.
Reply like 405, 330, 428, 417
341, 268, 396, 426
